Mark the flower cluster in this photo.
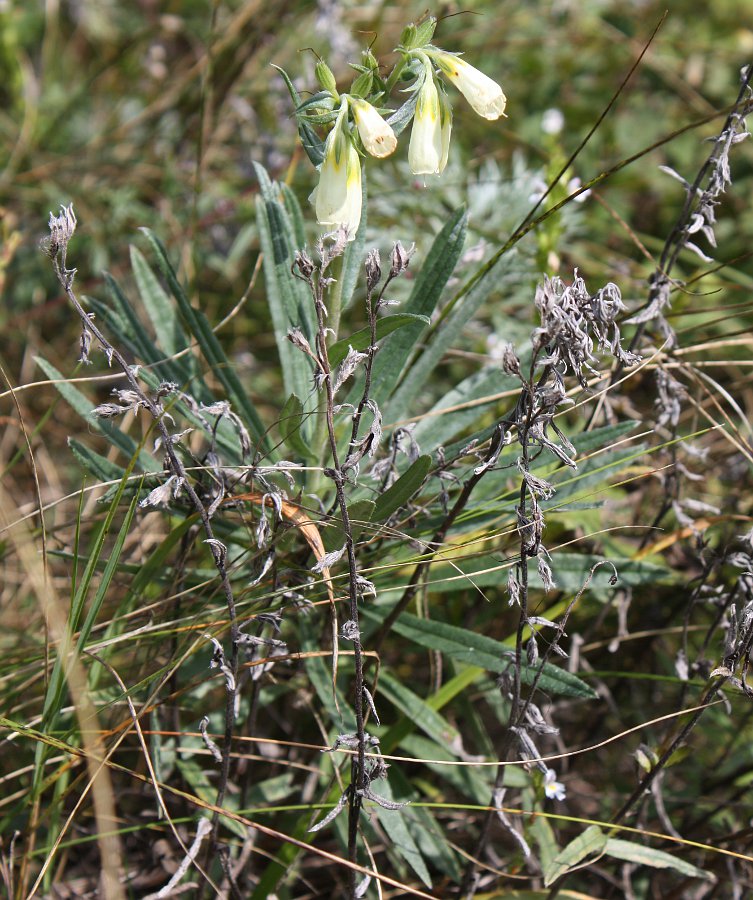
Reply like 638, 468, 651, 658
288, 16, 507, 238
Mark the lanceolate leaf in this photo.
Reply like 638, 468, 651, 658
272, 64, 325, 166
130, 244, 189, 359
543, 825, 607, 886
68, 438, 127, 485
278, 393, 316, 461
371, 207, 468, 406
254, 163, 316, 438
365, 611, 596, 699
372, 454, 432, 522
322, 499, 375, 552
377, 671, 463, 753
385, 250, 526, 423
328, 314, 430, 369
413, 365, 520, 449
369, 777, 433, 888
603, 838, 715, 881
139, 228, 269, 449
35, 357, 160, 472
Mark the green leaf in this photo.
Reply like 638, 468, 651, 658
68, 439, 126, 485
530, 815, 560, 874
543, 825, 606, 886
367, 612, 596, 699
175, 757, 247, 838
254, 163, 317, 438
413, 365, 520, 449
373, 454, 432, 522
603, 838, 715, 881
371, 207, 468, 406
91, 272, 196, 388
98, 272, 158, 364
280, 183, 307, 262
569, 419, 640, 455
139, 229, 269, 448
369, 779, 432, 888
35, 356, 160, 472
328, 313, 430, 368
385, 250, 527, 423
35, 474, 139, 794
527, 553, 670, 593
423, 552, 669, 596
386, 88, 419, 136
322, 499, 375, 552
272, 64, 324, 166
278, 393, 316, 461
130, 244, 190, 359
378, 671, 463, 752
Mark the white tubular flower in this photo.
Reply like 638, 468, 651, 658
315, 102, 362, 238
409, 67, 444, 176
351, 98, 397, 158
431, 51, 507, 120
438, 88, 452, 173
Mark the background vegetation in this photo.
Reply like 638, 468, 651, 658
2, 1, 753, 897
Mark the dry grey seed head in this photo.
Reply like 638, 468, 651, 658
365, 248, 381, 292
389, 241, 415, 278
294, 249, 315, 280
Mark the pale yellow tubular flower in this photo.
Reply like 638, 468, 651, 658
351, 98, 397, 158
315, 103, 362, 238
438, 88, 453, 173
432, 51, 507, 120
408, 69, 443, 176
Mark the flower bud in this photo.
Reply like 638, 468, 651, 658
315, 60, 337, 95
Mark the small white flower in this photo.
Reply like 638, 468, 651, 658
315, 102, 362, 238
351, 98, 397, 158
567, 176, 591, 203
543, 768, 566, 801
542, 107, 564, 135
431, 51, 506, 120
409, 67, 445, 176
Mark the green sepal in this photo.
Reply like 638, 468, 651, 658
349, 70, 373, 98
272, 64, 325, 166
400, 16, 437, 50
315, 60, 337, 95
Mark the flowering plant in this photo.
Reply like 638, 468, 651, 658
278, 14, 507, 236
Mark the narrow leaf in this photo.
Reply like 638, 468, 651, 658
35, 357, 160, 472
272, 64, 325, 166
68, 439, 126, 485
366, 611, 596, 699
328, 314, 430, 368
279, 393, 316, 461
139, 228, 269, 448
369, 778, 432, 888
386, 250, 526, 422
130, 244, 189, 358
543, 825, 606, 886
253, 163, 316, 436
373, 454, 431, 522
603, 838, 715, 881
371, 208, 468, 406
